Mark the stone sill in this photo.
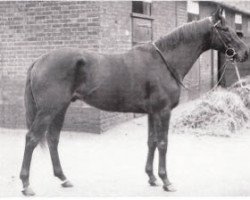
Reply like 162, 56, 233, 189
131, 12, 154, 20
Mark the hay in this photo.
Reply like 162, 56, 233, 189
229, 75, 250, 109
172, 87, 250, 137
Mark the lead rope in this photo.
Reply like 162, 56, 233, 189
208, 60, 230, 93
232, 61, 244, 88
206, 58, 244, 95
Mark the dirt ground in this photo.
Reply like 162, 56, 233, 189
1, 103, 250, 197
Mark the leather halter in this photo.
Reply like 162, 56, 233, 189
211, 19, 237, 60
152, 18, 237, 90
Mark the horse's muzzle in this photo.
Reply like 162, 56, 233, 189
231, 49, 249, 63
237, 50, 248, 62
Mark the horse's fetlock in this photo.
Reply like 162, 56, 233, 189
54, 169, 65, 180
145, 166, 153, 174
20, 171, 28, 181
158, 170, 167, 179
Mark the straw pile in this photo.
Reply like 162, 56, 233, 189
229, 75, 250, 109
172, 82, 250, 137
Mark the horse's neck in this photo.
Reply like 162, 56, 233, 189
156, 18, 212, 79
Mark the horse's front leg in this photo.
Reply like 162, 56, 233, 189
155, 108, 176, 192
145, 114, 158, 186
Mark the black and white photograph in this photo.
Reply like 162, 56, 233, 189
1, 0, 250, 197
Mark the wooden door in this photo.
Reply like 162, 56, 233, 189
132, 17, 153, 46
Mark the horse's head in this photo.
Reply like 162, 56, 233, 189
210, 8, 249, 62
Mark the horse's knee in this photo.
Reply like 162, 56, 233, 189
145, 167, 153, 175
148, 139, 157, 148
157, 141, 167, 151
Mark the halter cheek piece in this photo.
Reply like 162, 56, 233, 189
211, 19, 237, 60
211, 19, 243, 88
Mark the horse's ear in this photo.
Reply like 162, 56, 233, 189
212, 6, 224, 25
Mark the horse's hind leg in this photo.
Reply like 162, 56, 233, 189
20, 109, 56, 196
145, 114, 158, 186
46, 105, 73, 188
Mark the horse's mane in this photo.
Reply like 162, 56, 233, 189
134, 18, 211, 52
156, 18, 211, 51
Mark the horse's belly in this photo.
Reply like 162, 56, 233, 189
83, 93, 147, 113
72, 86, 145, 113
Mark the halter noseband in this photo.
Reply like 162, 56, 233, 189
211, 19, 237, 60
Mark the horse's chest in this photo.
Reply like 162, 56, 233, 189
148, 90, 179, 112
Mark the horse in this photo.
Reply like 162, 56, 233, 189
20, 8, 249, 196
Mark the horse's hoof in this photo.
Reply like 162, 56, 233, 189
148, 179, 158, 186
148, 177, 157, 186
61, 180, 73, 188
22, 187, 35, 196
163, 184, 176, 192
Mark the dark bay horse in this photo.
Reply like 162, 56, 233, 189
20, 8, 248, 196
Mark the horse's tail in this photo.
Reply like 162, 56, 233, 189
24, 61, 47, 148
24, 61, 37, 130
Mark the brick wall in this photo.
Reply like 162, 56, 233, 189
1, 1, 248, 133
1, 2, 129, 133
99, 1, 132, 53
176, 1, 188, 26
0, 1, 134, 133
0, 1, 102, 75
152, 1, 176, 40
0, 1, 189, 133
0, 1, 102, 105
